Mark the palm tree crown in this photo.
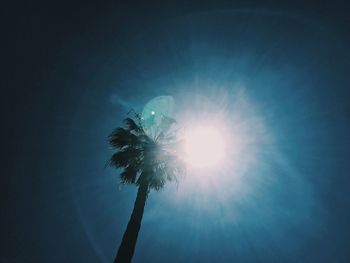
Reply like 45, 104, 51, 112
108, 115, 184, 190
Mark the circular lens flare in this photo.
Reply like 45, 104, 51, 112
184, 126, 226, 169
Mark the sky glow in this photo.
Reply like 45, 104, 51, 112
165, 88, 271, 209
184, 125, 226, 169
59, 8, 349, 262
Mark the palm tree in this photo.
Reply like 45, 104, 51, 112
108, 113, 184, 263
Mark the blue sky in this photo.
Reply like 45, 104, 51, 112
3, 2, 350, 262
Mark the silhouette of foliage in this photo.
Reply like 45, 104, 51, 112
108, 112, 185, 262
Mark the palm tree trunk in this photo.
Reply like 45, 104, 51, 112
114, 180, 149, 263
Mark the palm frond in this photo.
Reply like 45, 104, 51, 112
108, 127, 139, 149
124, 117, 144, 133
144, 168, 167, 191
120, 165, 139, 184
108, 147, 142, 168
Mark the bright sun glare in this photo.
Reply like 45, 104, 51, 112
184, 126, 226, 169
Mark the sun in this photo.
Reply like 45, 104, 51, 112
184, 125, 226, 169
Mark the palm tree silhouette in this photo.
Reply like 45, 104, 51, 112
108, 113, 184, 263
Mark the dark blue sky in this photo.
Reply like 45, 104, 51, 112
3, 1, 350, 262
